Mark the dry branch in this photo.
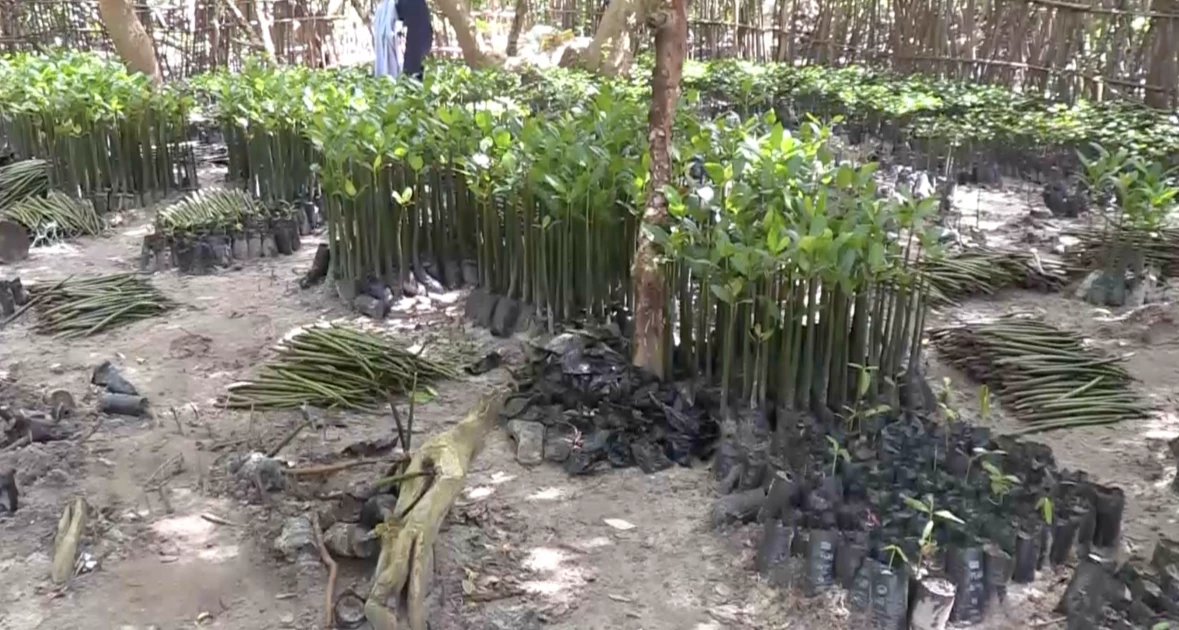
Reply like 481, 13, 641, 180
364, 392, 504, 630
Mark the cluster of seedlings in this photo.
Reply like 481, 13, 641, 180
139, 188, 319, 275
749, 408, 1148, 629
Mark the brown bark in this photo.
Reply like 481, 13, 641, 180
433, 0, 500, 68
365, 393, 504, 630
98, 0, 162, 84
1145, 0, 1179, 108
506, 0, 529, 57
562, 0, 639, 74
630, 0, 686, 379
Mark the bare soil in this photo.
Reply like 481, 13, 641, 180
0, 175, 1175, 630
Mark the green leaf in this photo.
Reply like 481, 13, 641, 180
902, 496, 929, 513
922, 519, 935, 542
474, 110, 492, 130
710, 282, 733, 304
663, 184, 684, 209
493, 127, 512, 149
704, 162, 726, 183
343, 179, 357, 198
408, 154, 424, 172
934, 510, 965, 525
412, 388, 436, 404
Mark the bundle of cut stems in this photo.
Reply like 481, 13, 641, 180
29, 274, 174, 337
155, 188, 261, 233
225, 324, 459, 410
1064, 225, 1179, 278
921, 248, 1067, 306
930, 316, 1151, 433
1, 191, 105, 245
0, 159, 50, 209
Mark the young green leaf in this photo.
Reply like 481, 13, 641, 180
934, 510, 964, 525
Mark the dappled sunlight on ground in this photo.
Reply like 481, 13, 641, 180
465, 485, 495, 500
520, 546, 586, 599
150, 512, 240, 564
526, 486, 565, 501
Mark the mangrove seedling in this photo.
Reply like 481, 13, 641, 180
826, 435, 850, 476
978, 384, 991, 420
965, 446, 1007, 479
903, 494, 965, 569
1036, 495, 1054, 525
883, 543, 910, 571
936, 377, 958, 421
981, 460, 1020, 503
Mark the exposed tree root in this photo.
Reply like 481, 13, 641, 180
364, 392, 504, 630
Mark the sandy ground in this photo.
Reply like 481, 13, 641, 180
0, 173, 1176, 630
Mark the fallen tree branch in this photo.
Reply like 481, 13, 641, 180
51, 497, 88, 584
365, 391, 505, 630
310, 512, 338, 629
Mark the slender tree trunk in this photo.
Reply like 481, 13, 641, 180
1145, 0, 1179, 109
98, 0, 162, 84
432, 0, 497, 67
631, 0, 686, 379
506, 0, 529, 56
563, 0, 637, 73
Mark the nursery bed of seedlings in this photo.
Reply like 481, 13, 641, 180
746, 407, 1173, 629
139, 188, 315, 275
0, 52, 196, 205
3, 50, 1179, 629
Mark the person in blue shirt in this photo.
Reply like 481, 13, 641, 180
374, 0, 432, 81
396, 0, 432, 80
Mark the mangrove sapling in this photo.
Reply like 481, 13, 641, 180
883, 543, 910, 572
981, 460, 1020, 504
964, 447, 1007, 480
978, 384, 991, 420
1036, 496, 1054, 526
902, 494, 966, 573
825, 435, 850, 477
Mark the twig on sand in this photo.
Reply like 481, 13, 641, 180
372, 469, 433, 490
283, 455, 409, 477
170, 406, 185, 436
266, 404, 313, 458
144, 453, 184, 488
200, 512, 239, 527
385, 392, 408, 454
310, 512, 338, 630
76, 417, 104, 444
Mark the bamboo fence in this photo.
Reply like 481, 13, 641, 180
0, 0, 1175, 107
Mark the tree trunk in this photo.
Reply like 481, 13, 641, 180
562, 0, 637, 73
506, 0, 529, 57
630, 0, 686, 379
1145, 0, 1178, 109
98, 0, 162, 84
432, 0, 497, 68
